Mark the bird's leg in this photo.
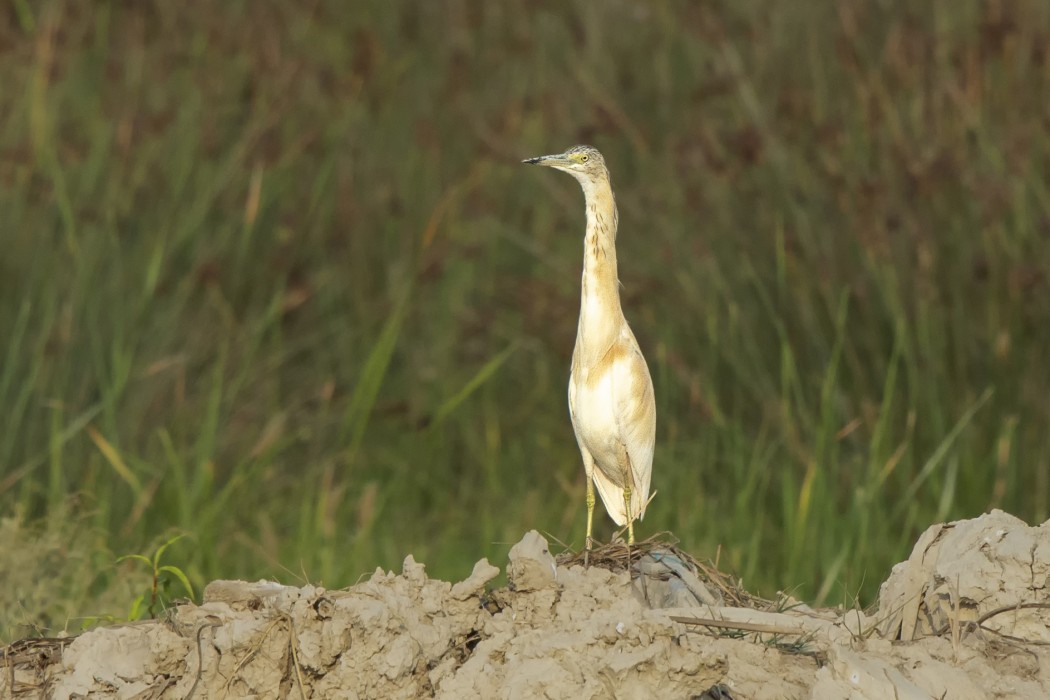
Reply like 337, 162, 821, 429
621, 452, 635, 565
585, 477, 595, 566
623, 482, 634, 545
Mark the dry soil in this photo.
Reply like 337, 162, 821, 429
4, 510, 1050, 699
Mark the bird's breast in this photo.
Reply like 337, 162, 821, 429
570, 369, 622, 461
569, 344, 642, 457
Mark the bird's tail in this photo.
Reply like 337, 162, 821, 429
592, 470, 650, 526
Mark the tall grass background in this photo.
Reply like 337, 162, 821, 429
2, 0, 1049, 637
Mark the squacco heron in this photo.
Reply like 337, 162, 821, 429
523, 144, 656, 554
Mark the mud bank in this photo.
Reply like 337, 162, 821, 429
4, 510, 1050, 699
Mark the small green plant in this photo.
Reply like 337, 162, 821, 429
117, 534, 196, 620
768, 630, 822, 660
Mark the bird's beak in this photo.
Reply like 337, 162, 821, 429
522, 152, 572, 167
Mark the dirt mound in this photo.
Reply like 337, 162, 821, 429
4, 510, 1050, 699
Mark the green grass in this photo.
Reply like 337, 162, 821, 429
3, 0, 1050, 638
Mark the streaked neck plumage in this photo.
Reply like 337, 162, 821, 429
574, 173, 623, 363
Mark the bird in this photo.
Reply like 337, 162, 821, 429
523, 144, 656, 555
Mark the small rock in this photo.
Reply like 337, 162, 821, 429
202, 579, 287, 605
451, 558, 501, 600
402, 554, 427, 584
507, 531, 557, 591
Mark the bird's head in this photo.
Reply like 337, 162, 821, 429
522, 145, 609, 188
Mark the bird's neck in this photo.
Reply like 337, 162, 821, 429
576, 178, 623, 361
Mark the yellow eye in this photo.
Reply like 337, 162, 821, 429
580, 154, 589, 162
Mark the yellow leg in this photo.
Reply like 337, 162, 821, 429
623, 482, 634, 546
585, 477, 595, 566
621, 452, 636, 552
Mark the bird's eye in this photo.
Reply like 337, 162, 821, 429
580, 155, 589, 162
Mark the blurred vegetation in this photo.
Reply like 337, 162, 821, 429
2, 0, 1050, 638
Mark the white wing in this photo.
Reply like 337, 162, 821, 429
591, 328, 656, 524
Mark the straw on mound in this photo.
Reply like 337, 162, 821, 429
556, 531, 768, 610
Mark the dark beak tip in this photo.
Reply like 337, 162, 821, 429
522, 157, 540, 165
